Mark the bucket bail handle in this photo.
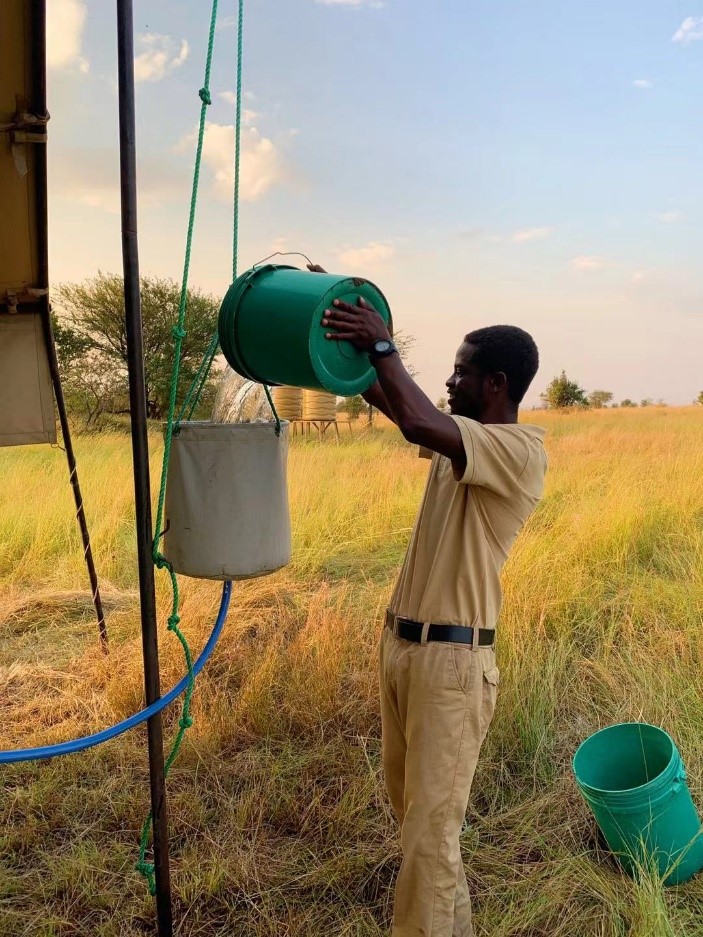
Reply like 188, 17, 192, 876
251, 250, 316, 270
264, 384, 282, 436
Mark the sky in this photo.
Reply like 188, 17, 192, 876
46, 0, 703, 408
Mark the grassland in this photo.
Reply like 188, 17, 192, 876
1, 407, 703, 936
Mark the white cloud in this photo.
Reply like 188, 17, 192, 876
335, 242, 396, 268
632, 79, 653, 89
218, 95, 259, 126
654, 210, 684, 223
512, 226, 553, 243
134, 35, 189, 83
484, 226, 553, 244
631, 271, 648, 284
570, 255, 607, 272
673, 16, 703, 44
177, 122, 289, 202
47, 0, 89, 74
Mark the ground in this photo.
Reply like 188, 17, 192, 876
1, 407, 703, 936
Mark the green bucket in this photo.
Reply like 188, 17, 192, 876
573, 723, 703, 884
218, 265, 392, 397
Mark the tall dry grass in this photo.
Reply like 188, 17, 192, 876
1, 407, 702, 936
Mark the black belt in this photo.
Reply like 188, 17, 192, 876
385, 610, 495, 647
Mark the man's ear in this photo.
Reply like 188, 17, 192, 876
490, 371, 508, 394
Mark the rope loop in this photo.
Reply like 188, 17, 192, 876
179, 714, 194, 730
167, 614, 181, 631
172, 325, 187, 340
135, 860, 156, 896
199, 87, 212, 105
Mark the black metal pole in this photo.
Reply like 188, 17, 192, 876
32, 0, 108, 649
41, 315, 109, 647
115, 2, 173, 934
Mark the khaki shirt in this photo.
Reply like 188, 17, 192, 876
390, 416, 547, 630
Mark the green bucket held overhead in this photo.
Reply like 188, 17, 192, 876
573, 723, 703, 885
218, 265, 393, 397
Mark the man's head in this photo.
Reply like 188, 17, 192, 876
446, 325, 539, 422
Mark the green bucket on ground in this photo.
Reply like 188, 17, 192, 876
573, 723, 703, 885
218, 265, 392, 397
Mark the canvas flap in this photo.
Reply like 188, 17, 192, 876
0, 311, 56, 447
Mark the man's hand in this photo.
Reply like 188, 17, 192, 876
322, 297, 392, 354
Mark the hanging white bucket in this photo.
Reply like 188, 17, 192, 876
163, 420, 291, 581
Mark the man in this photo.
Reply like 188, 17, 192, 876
314, 271, 547, 936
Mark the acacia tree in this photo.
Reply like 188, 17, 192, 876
541, 371, 588, 409
697, 391, 703, 406
53, 273, 222, 425
588, 390, 613, 409
337, 395, 366, 420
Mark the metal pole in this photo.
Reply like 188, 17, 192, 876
32, 0, 108, 649
41, 316, 109, 647
115, 2, 173, 934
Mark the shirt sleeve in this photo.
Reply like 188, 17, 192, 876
450, 415, 532, 498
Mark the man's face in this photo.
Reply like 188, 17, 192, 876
446, 342, 486, 420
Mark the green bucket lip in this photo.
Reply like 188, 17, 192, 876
218, 264, 298, 385
573, 722, 678, 798
308, 276, 393, 397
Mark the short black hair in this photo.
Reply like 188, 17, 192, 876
464, 325, 539, 404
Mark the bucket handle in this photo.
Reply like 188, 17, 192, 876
263, 385, 282, 437
251, 250, 315, 270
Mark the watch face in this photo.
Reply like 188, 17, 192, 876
375, 340, 392, 353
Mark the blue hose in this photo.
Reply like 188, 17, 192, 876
0, 581, 232, 765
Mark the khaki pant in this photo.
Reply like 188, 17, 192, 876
380, 627, 499, 937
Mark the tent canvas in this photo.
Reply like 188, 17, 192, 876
0, 310, 56, 446
1, 0, 56, 446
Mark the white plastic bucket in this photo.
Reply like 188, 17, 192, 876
163, 420, 291, 581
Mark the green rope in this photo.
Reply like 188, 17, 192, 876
138, 0, 283, 895
228, 3, 281, 431
177, 332, 220, 424
232, 0, 244, 283
176, 0, 281, 433
137, 0, 221, 895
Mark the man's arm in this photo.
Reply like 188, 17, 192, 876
322, 298, 466, 475
362, 381, 396, 423
373, 354, 465, 473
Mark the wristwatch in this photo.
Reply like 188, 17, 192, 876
369, 338, 398, 363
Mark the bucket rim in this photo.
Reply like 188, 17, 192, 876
218, 265, 300, 384
573, 722, 678, 797
164, 419, 290, 438
308, 276, 393, 396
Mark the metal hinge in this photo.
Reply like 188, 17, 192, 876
2, 287, 50, 313
1, 105, 50, 177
